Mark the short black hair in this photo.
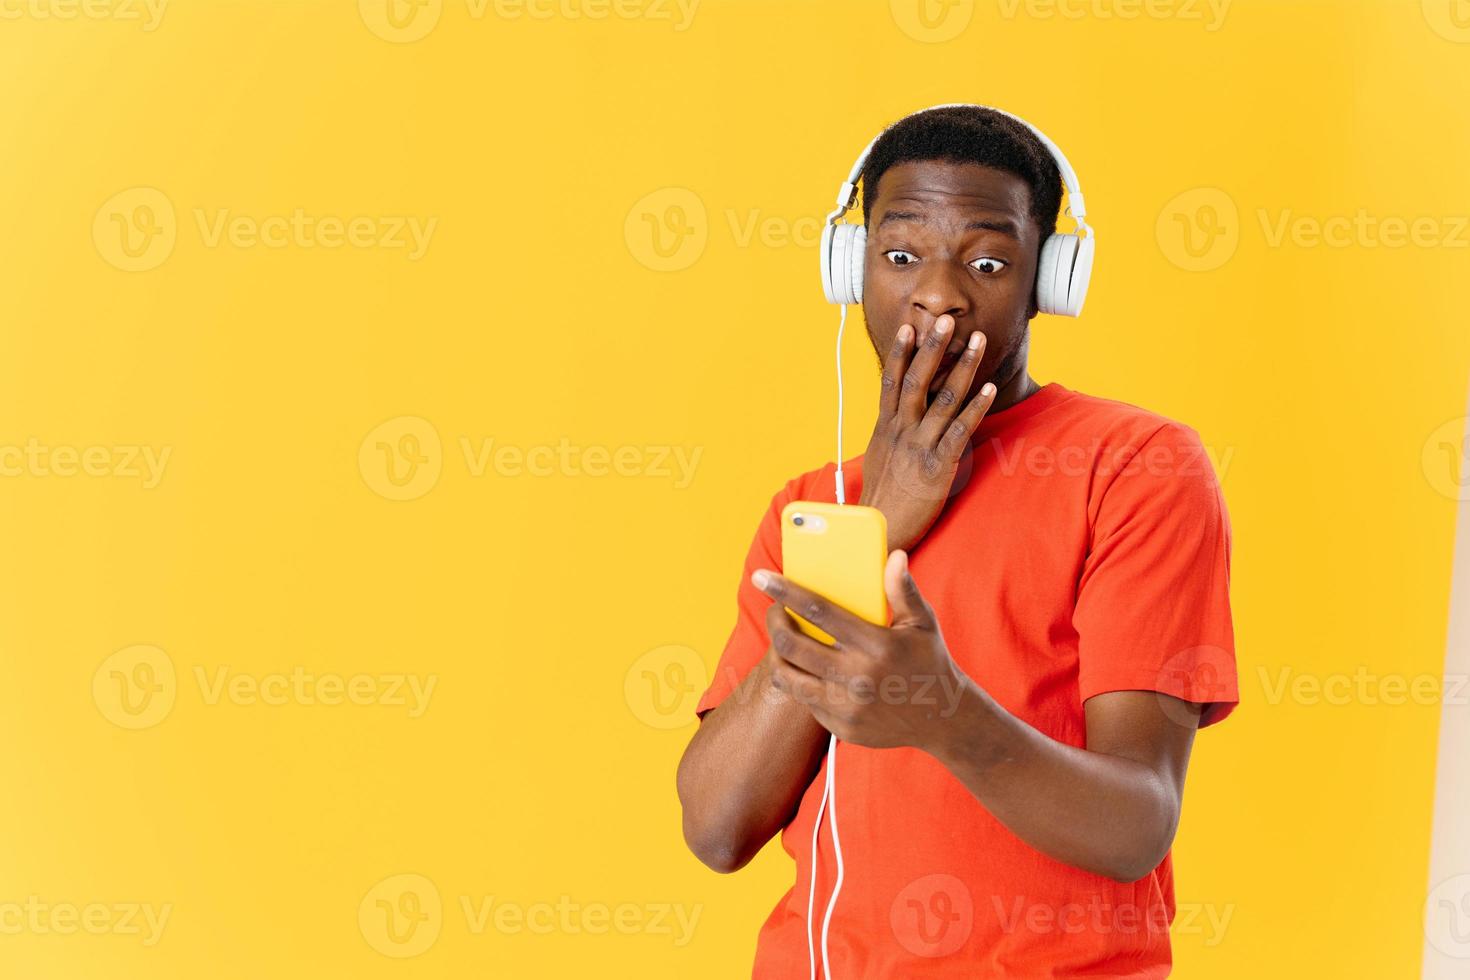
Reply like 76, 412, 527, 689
860, 105, 1063, 241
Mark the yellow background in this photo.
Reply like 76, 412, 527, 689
1, 0, 1467, 976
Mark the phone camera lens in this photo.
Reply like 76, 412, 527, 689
793, 515, 804, 527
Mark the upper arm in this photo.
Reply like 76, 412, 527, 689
1083, 689, 1201, 806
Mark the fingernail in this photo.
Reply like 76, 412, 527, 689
898, 324, 912, 344
982, 382, 997, 397
967, 332, 980, 350
753, 570, 771, 590
936, 316, 953, 335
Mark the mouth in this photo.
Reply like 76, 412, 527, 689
928, 349, 968, 394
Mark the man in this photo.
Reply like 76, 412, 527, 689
676, 105, 1238, 977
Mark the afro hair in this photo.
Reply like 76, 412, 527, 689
860, 105, 1064, 241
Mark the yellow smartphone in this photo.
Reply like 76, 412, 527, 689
779, 501, 889, 645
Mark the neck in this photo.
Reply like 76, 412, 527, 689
988, 363, 1040, 414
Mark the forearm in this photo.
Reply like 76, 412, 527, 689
926, 680, 1181, 883
676, 648, 830, 873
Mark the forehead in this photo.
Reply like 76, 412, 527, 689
868, 160, 1034, 234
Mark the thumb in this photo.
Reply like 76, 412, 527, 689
884, 549, 934, 628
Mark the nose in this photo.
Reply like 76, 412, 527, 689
909, 259, 969, 330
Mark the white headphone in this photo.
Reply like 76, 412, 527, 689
818, 103, 1096, 317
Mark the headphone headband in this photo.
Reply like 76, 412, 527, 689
827, 103, 1088, 234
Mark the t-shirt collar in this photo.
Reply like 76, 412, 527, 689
973, 381, 1072, 441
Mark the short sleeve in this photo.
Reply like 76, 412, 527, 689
693, 478, 797, 719
1073, 423, 1239, 728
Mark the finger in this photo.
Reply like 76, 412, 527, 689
918, 330, 987, 442
885, 550, 937, 629
898, 314, 955, 423
770, 657, 827, 706
752, 569, 883, 649
771, 658, 859, 733
768, 605, 854, 680
877, 323, 915, 420
936, 381, 998, 460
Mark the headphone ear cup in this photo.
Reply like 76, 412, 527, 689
1067, 234, 1094, 316
1036, 233, 1082, 317
821, 224, 866, 305
1035, 234, 1062, 315
845, 224, 866, 304
819, 223, 838, 303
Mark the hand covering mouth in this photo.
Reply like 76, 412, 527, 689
928, 350, 967, 393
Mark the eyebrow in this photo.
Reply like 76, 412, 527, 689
875, 209, 1021, 239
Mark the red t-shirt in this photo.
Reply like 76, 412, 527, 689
695, 382, 1239, 978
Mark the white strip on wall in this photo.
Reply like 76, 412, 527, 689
1423, 401, 1470, 977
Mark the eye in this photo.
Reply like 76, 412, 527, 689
883, 250, 918, 267
970, 256, 1007, 274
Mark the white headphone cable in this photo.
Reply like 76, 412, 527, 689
833, 301, 848, 506
819, 731, 844, 979
806, 301, 850, 980
805, 736, 830, 980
